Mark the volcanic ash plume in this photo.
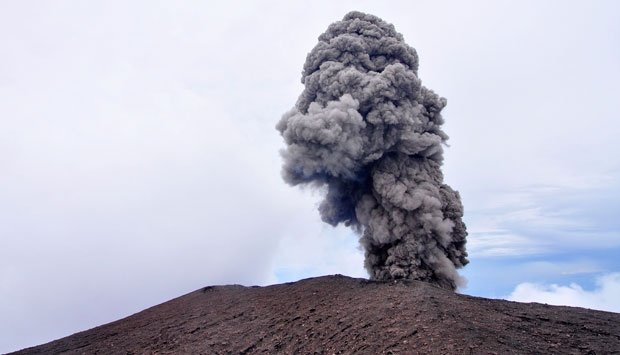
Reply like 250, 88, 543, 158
276, 11, 468, 290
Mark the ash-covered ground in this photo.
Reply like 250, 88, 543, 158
12, 275, 620, 354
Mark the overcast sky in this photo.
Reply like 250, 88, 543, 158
2, 1, 620, 352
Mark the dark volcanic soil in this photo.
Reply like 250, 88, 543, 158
10, 275, 620, 354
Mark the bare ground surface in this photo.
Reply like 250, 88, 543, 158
10, 275, 620, 354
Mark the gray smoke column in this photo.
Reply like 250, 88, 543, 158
276, 11, 468, 290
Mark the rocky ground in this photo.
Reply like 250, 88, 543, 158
10, 275, 620, 354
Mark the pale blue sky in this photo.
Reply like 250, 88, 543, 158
1, 1, 619, 353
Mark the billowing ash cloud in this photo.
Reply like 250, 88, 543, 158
276, 11, 468, 290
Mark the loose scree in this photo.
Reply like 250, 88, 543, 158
276, 11, 468, 290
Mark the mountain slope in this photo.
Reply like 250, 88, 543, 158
11, 275, 620, 354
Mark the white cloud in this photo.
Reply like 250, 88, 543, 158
466, 230, 545, 257
273, 223, 366, 282
465, 180, 620, 258
507, 273, 620, 313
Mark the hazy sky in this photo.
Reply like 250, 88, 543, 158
2, 1, 619, 352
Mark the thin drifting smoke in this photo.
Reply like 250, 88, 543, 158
276, 11, 468, 290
